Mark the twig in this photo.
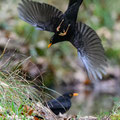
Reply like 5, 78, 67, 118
0, 39, 10, 59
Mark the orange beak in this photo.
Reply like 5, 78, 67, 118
48, 43, 52, 48
73, 93, 79, 96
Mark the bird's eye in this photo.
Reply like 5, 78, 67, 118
69, 94, 73, 97
50, 39, 53, 43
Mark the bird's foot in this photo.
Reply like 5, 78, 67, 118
56, 19, 64, 32
59, 24, 70, 36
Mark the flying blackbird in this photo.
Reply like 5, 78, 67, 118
18, 0, 107, 81
47, 92, 79, 115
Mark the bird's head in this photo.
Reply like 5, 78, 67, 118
48, 35, 56, 48
48, 33, 68, 48
63, 92, 79, 99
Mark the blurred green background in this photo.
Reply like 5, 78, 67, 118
0, 0, 120, 116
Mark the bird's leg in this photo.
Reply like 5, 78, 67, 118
56, 19, 64, 32
59, 24, 71, 36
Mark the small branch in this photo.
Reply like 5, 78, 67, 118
0, 39, 10, 59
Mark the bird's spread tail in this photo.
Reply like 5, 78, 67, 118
68, 0, 83, 8
65, 0, 83, 21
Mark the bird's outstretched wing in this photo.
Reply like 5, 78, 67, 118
75, 22, 107, 81
18, 0, 63, 32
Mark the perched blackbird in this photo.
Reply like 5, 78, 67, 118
18, 0, 107, 81
47, 92, 79, 115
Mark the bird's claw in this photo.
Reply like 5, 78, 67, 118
56, 19, 64, 32
59, 24, 70, 36
59, 30, 67, 36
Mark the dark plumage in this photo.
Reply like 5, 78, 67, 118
18, 0, 107, 81
47, 92, 78, 115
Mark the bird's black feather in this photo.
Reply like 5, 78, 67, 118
73, 22, 107, 81
68, 0, 83, 8
65, 0, 83, 21
47, 93, 73, 115
18, 0, 63, 32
